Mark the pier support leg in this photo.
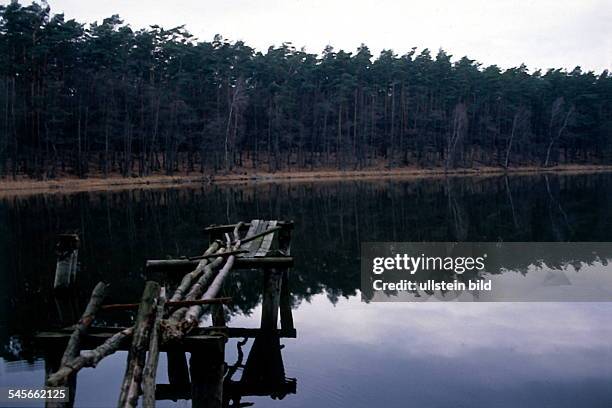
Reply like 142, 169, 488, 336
260, 268, 282, 331
240, 334, 285, 392
279, 269, 294, 331
212, 304, 226, 327
167, 352, 190, 389
189, 338, 225, 408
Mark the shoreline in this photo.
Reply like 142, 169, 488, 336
1, 164, 611, 197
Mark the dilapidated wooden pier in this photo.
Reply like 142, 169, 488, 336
37, 220, 297, 407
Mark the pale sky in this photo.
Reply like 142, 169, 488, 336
14, 0, 612, 72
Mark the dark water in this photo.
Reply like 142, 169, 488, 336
1, 174, 612, 407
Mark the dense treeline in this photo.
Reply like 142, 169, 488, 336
1, 1, 611, 179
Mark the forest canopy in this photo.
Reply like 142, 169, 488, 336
1, 1, 611, 179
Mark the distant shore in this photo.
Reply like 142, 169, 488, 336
1, 165, 612, 197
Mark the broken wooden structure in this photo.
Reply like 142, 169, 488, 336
37, 220, 297, 407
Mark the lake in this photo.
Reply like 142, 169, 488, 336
1, 173, 612, 407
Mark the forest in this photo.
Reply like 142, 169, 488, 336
1, 1, 611, 179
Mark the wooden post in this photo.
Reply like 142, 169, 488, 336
240, 334, 285, 392
54, 234, 79, 292
279, 269, 294, 331
277, 223, 293, 330
45, 350, 76, 408
59, 282, 108, 367
189, 338, 225, 408
260, 268, 282, 331
167, 352, 190, 390
212, 304, 226, 327
45, 327, 134, 386
142, 288, 167, 407
53, 296, 79, 327
46, 281, 108, 407
118, 281, 160, 408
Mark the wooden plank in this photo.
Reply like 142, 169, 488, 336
204, 221, 293, 233
255, 220, 277, 257
240, 219, 260, 255
235, 226, 283, 247
246, 220, 267, 256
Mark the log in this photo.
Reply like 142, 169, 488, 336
182, 257, 234, 328
166, 255, 225, 325
146, 257, 294, 273
182, 234, 238, 333
142, 287, 167, 408
188, 249, 247, 261
170, 242, 219, 303
45, 281, 107, 397
100, 297, 231, 311
37, 327, 296, 348
44, 350, 76, 408
118, 281, 160, 408
161, 252, 226, 343
46, 327, 134, 386
58, 282, 108, 368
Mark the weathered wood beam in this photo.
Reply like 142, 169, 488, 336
170, 241, 220, 303
146, 257, 294, 274
60, 282, 108, 367
46, 282, 108, 390
37, 331, 228, 352
45, 327, 134, 386
188, 249, 247, 261
100, 297, 231, 311
36, 327, 296, 351
142, 288, 166, 408
51, 326, 297, 338
204, 221, 293, 233
180, 237, 237, 336
162, 255, 225, 336
118, 281, 160, 408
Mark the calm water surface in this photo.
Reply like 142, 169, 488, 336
1, 174, 612, 407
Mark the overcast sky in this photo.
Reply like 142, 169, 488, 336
21, 0, 612, 72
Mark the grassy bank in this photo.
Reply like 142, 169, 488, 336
1, 165, 612, 197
